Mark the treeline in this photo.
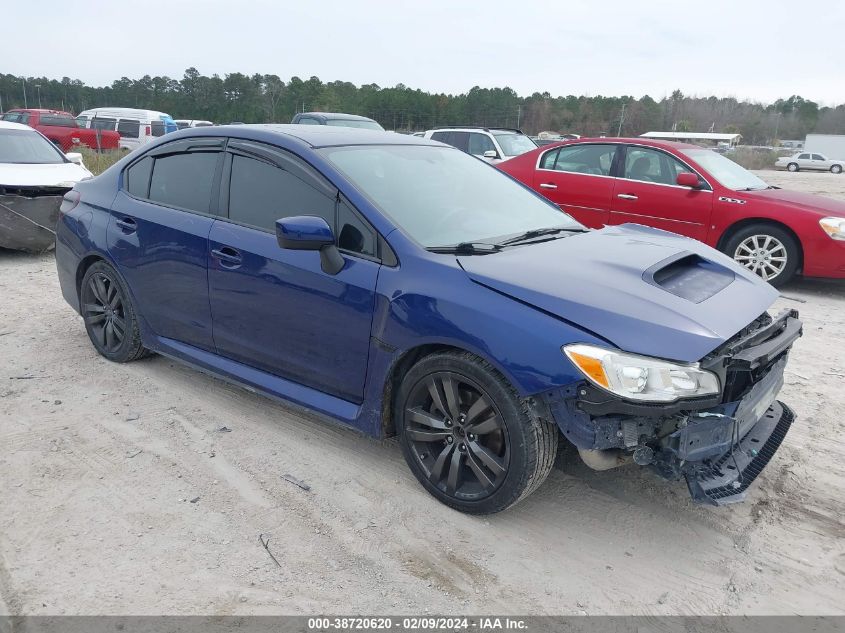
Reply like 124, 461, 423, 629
2, 68, 844, 143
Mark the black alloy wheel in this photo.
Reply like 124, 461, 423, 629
404, 371, 510, 501
397, 351, 558, 514
83, 271, 127, 354
80, 261, 148, 362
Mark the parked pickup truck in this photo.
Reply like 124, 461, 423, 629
1, 109, 120, 152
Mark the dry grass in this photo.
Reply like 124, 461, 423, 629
726, 147, 778, 170
72, 146, 126, 175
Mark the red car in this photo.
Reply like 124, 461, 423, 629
1, 108, 120, 152
498, 138, 845, 286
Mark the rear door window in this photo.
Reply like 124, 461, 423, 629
798, 153, 810, 160
552, 144, 617, 176
91, 117, 116, 131
811, 154, 825, 161
150, 121, 166, 137
117, 119, 141, 139
148, 152, 220, 213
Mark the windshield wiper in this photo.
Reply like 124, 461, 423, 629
496, 227, 584, 246
427, 242, 503, 255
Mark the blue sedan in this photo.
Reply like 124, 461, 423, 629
56, 125, 802, 513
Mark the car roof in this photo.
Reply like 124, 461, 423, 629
79, 107, 173, 118
0, 120, 35, 131
208, 123, 442, 148
6, 108, 73, 115
558, 137, 703, 151
299, 112, 377, 122
431, 127, 524, 134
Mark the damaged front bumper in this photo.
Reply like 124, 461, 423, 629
0, 187, 69, 252
541, 309, 803, 505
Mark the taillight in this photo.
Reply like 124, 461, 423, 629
60, 190, 81, 215
145, 125, 151, 136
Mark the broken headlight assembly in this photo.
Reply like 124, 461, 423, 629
819, 216, 845, 241
563, 343, 721, 403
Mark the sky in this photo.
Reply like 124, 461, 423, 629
4, 0, 844, 105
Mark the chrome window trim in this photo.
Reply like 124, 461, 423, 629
535, 141, 715, 191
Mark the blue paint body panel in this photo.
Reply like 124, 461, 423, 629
55, 125, 779, 439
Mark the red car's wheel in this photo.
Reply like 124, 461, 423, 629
723, 224, 800, 287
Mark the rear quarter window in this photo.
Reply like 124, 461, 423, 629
125, 156, 153, 198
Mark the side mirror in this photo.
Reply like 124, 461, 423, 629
66, 152, 84, 165
676, 172, 702, 188
483, 150, 498, 159
275, 215, 344, 275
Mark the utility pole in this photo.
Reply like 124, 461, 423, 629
516, 105, 521, 129
35, 84, 42, 109
22, 77, 27, 108
617, 103, 626, 136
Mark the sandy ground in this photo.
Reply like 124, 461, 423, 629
0, 170, 843, 616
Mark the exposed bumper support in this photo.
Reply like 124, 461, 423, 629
0, 194, 62, 252
685, 401, 795, 505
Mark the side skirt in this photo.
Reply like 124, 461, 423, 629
150, 336, 366, 431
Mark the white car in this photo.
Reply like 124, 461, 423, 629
0, 120, 92, 252
423, 127, 537, 164
776, 151, 844, 173
174, 119, 215, 129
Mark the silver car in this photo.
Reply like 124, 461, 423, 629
776, 151, 844, 173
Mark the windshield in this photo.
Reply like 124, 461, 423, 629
320, 144, 583, 248
325, 119, 384, 131
682, 149, 769, 191
0, 129, 67, 164
493, 132, 537, 157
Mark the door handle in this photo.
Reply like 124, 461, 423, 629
115, 217, 137, 233
539, 183, 558, 189
617, 194, 638, 200
211, 246, 242, 265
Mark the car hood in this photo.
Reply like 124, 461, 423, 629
0, 162, 92, 187
743, 188, 845, 216
458, 224, 779, 362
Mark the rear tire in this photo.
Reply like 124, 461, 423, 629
722, 224, 800, 287
831, 164, 843, 174
396, 351, 558, 514
787, 163, 799, 172
80, 261, 149, 362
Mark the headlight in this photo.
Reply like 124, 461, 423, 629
563, 344, 721, 403
819, 217, 845, 241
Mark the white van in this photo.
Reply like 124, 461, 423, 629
75, 108, 178, 151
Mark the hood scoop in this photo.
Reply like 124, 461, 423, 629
644, 252, 735, 304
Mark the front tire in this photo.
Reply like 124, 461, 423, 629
80, 261, 148, 362
722, 224, 800, 287
831, 164, 843, 174
787, 162, 799, 172
396, 351, 558, 514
